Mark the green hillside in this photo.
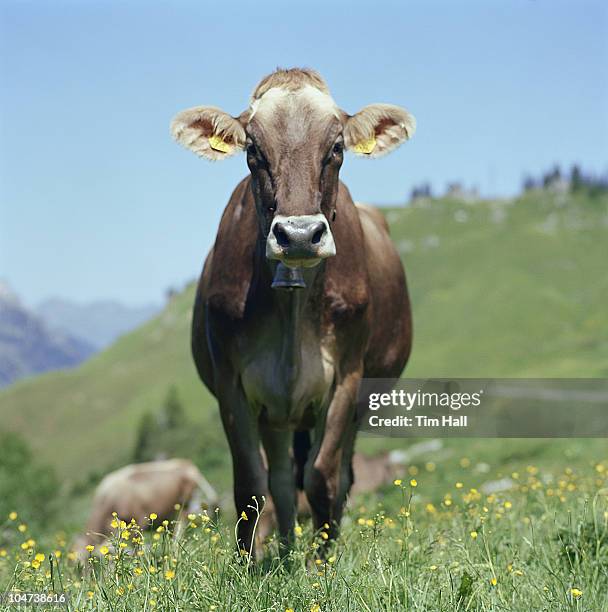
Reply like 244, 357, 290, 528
0, 188, 606, 490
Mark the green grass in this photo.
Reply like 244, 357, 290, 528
1, 456, 607, 610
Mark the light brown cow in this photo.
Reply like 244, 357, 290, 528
73, 459, 217, 555
172, 68, 414, 556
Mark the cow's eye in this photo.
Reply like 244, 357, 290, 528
332, 141, 344, 155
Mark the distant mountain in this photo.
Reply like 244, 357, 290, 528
36, 299, 159, 349
0, 282, 95, 387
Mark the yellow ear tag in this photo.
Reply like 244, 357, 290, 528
353, 136, 376, 155
208, 134, 233, 154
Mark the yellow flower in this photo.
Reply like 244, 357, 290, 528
504, 501, 512, 509
119, 542, 128, 549
34, 553, 45, 563
328, 555, 336, 564
570, 588, 583, 598
31, 560, 41, 570
320, 532, 328, 540
121, 530, 130, 540
241, 511, 248, 521
149, 513, 158, 521
149, 565, 157, 573
87, 591, 94, 599
490, 577, 497, 586
8, 512, 17, 521
116, 587, 125, 596
455, 482, 463, 489
174, 503, 181, 510
110, 519, 119, 529
393, 479, 402, 486
18, 524, 27, 533
85, 545, 94, 552
410, 479, 418, 487
0, 549, 6, 557
164, 569, 175, 580
188, 513, 196, 521
134, 567, 143, 575
311, 605, 321, 612
357, 518, 366, 526
153, 533, 160, 541
429, 565, 438, 571
470, 531, 478, 539
425, 503, 436, 514
294, 525, 303, 537
286, 608, 295, 612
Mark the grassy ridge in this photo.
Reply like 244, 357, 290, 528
0, 189, 606, 490
0, 189, 607, 610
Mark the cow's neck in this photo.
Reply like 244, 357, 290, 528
255, 238, 325, 388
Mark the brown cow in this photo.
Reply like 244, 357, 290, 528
73, 459, 217, 556
171, 68, 414, 555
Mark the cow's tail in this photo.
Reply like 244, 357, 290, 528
293, 430, 311, 491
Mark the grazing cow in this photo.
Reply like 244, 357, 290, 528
73, 459, 217, 554
171, 68, 414, 555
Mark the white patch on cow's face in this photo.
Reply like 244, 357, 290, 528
249, 85, 340, 121
250, 87, 289, 118
297, 85, 341, 118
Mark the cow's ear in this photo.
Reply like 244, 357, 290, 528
171, 106, 246, 160
344, 104, 416, 158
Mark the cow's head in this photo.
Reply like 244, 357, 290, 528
172, 68, 415, 274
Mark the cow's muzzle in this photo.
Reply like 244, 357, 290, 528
266, 214, 336, 267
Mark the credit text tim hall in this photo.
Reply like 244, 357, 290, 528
366, 389, 483, 428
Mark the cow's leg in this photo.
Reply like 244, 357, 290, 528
260, 426, 296, 553
304, 370, 362, 540
218, 384, 267, 558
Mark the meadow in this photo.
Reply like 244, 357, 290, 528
1, 457, 607, 610
0, 187, 607, 610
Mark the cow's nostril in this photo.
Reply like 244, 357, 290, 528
311, 222, 326, 245
273, 223, 291, 248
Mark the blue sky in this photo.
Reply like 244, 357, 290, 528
1, 0, 606, 306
